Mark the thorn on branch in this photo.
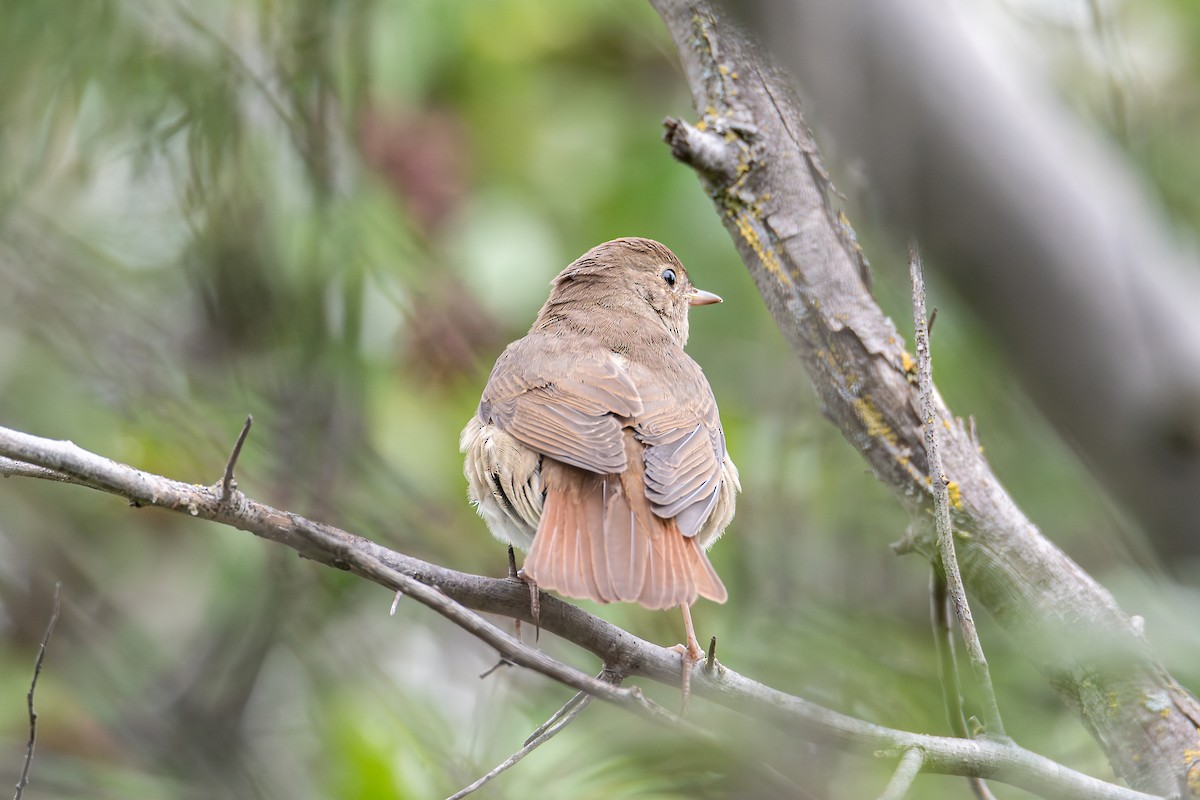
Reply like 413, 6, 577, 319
479, 658, 515, 680
220, 414, 253, 502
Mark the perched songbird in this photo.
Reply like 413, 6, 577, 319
460, 237, 739, 693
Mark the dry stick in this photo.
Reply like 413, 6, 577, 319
14, 581, 62, 800
910, 246, 1006, 740
0, 426, 1164, 800
875, 747, 924, 800
932, 573, 999, 800
446, 686, 597, 800
220, 414, 253, 501
0, 457, 79, 484
930, 573, 966, 736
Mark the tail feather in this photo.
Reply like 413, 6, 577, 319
524, 431, 727, 609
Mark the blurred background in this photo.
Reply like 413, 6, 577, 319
1, 1, 1197, 797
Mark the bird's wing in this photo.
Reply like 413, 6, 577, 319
479, 334, 644, 475
630, 356, 728, 539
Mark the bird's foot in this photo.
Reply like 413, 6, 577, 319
672, 603, 705, 714
505, 545, 541, 642
670, 639, 704, 715
515, 567, 540, 643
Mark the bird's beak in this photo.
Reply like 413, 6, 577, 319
689, 287, 723, 306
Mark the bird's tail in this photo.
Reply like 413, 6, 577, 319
525, 432, 727, 609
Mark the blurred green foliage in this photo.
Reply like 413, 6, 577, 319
1, 1, 1198, 798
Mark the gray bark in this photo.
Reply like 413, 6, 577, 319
651, 0, 1200, 795
736, 0, 1200, 561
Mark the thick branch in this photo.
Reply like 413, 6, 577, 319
650, 1, 1200, 795
0, 425, 1161, 800
734, 0, 1200, 561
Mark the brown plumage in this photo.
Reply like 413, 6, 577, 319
460, 237, 739, 685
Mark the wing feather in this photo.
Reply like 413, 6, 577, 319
479, 335, 642, 474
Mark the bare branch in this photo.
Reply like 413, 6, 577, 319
1, 456, 106, 492
911, 246, 1005, 740
931, 572, 999, 800
14, 581, 62, 800
0, 426, 1165, 800
447, 687, 596, 799
875, 748, 923, 800
734, 0, 1200, 562
650, 0, 1200, 793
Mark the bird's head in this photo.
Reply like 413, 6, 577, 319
546, 237, 721, 347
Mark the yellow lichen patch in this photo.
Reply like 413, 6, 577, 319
1184, 746, 1200, 782
946, 481, 963, 510
852, 397, 899, 447
899, 350, 917, 380
718, 64, 729, 76
733, 211, 791, 285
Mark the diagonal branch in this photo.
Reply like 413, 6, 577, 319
447, 685, 597, 799
0, 425, 1164, 800
650, 0, 1200, 795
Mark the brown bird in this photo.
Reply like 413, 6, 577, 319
460, 237, 739, 695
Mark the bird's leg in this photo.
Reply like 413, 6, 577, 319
507, 546, 541, 641
517, 568, 541, 642
671, 603, 705, 713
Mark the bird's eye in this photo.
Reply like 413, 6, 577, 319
661, 268, 677, 287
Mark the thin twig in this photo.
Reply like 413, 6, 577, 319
329, 536, 683, 727
478, 658, 514, 679
910, 245, 1006, 740
932, 571, 999, 800
524, 689, 594, 745
930, 571, 966, 737
0, 425, 1165, 800
14, 581, 62, 800
446, 690, 596, 800
875, 747, 924, 800
220, 414, 253, 501
0, 456, 106, 492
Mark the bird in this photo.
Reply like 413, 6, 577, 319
460, 236, 739, 700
